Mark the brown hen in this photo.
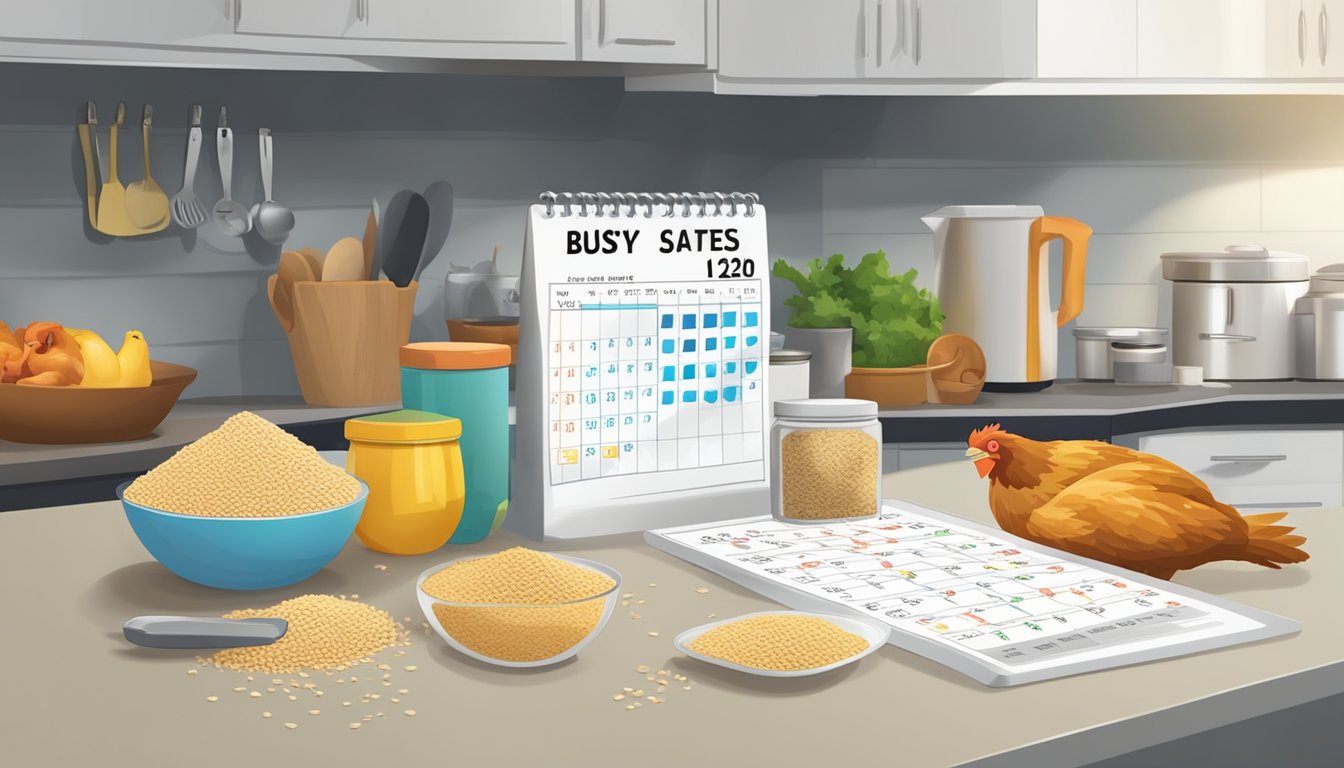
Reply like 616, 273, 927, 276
965, 424, 1309, 580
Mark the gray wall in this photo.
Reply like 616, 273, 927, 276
4, 63, 1344, 396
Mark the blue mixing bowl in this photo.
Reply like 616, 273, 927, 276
118, 479, 367, 590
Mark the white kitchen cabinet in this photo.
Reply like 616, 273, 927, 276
718, 0, 867, 78
869, 0, 1036, 79
234, 0, 575, 52
1036, 0, 1138, 79
720, 0, 1033, 80
1268, 0, 1344, 77
1137, 0, 1267, 78
0, 0, 230, 45
580, 0, 707, 65
1126, 428, 1344, 509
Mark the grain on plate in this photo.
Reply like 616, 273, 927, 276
687, 614, 869, 671
123, 411, 360, 517
420, 547, 616, 662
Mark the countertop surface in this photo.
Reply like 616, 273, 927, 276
2, 461, 1337, 768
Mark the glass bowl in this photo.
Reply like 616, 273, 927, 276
415, 553, 621, 668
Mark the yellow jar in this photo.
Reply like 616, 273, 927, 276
345, 410, 466, 555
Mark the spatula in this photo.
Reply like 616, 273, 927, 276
76, 102, 100, 229
379, 190, 430, 288
417, 180, 454, 281
322, 237, 367, 281
124, 104, 170, 233
123, 616, 288, 649
95, 102, 139, 237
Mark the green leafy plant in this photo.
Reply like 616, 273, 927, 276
773, 251, 943, 368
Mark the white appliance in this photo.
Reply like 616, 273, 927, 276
1294, 264, 1344, 380
924, 205, 1092, 392
1161, 246, 1309, 381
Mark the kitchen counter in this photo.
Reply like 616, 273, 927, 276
3, 461, 1338, 768
881, 379, 1344, 442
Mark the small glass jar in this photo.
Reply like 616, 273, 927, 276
345, 409, 466, 555
771, 399, 882, 523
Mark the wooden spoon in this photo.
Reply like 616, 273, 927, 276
322, 237, 367, 282
361, 204, 378, 281
95, 102, 139, 237
296, 247, 324, 279
267, 274, 293, 333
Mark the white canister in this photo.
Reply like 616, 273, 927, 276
769, 349, 811, 405
771, 398, 882, 523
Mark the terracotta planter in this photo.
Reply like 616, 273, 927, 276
844, 361, 953, 407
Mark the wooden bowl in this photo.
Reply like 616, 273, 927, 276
0, 361, 197, 444
446, 317, 519, 361
927, 334, 987, 405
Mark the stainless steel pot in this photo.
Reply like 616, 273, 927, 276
1294, 264, 1344, 380
1162, 246, 1309, 381
1074, 327, 1168, 380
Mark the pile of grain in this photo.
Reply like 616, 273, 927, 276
420, 548, 617, 662
124, 411, 360, 517
779, 429, 878, 520
687, 614, 869, 671
209, 595, 399, 673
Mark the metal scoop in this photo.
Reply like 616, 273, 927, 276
123, 616, 288, 649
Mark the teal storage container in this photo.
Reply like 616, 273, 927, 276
399, 342, 511, 544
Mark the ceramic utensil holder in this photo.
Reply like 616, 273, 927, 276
272, 280, 417, 406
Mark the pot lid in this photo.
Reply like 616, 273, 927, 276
1308, 263, 1344, 293
1074, 327, 1169, 344
774, 398, 877, 419
925, 205, 1044, 219
769, 349, 811, 364
1160, 245, 1309, 282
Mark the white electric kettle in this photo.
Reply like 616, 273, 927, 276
923, 205, 1092, 391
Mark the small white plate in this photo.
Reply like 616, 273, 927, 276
674, 610, 890, 678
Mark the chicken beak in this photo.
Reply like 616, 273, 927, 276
965, 447, 996, 478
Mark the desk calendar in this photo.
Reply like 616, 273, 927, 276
648, 502, 1299, 686
511, 192, 772, 540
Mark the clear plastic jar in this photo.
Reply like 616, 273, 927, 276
771, 399, 882, 523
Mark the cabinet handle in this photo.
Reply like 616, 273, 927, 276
914, 0, 922, 65
1323, 4, 1330, 64
1226, 285, 1234, 325
1300, 8, 1307, 64
876, 0, 883, 67
1233, 502, 1322, 509
1199, 333, 1257, 341
1209, 455, 1288, 463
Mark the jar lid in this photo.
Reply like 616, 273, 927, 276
774, 398, 877, 419
770, 349, 812, 365
345, 410, 462, 442
1160, 246, 1309, 282
400, 341, 511, 370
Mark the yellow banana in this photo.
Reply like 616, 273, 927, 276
69, 328, 121, 387
116, 330, 152, 387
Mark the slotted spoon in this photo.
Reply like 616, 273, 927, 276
171, 104, 207, 229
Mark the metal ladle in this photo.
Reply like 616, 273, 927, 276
251, 128, 294, 245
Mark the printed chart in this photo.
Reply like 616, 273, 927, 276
648, 502, 1299, 686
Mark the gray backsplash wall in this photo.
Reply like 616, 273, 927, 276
4, 63, 1344, 396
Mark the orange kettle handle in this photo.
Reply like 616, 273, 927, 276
1029, 216, 1092, 327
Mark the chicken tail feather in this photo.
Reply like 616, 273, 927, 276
1242, 512, 1310, 568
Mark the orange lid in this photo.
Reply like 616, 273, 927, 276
400, 341, 511, 370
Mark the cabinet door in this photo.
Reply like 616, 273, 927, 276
581, 0, 706, 64
718, 0, 868, 79
354, 0, 573, 46
1316, 0, 1344, 75
1036, 0, 1137, 78
1266, 0, 1308, 76
234, 0, 356, 38
1137, 0, 1266, 78
870, 0, 1035, 79
0, 0, 230, 44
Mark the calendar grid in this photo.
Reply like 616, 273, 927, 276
548, 280, 765, 485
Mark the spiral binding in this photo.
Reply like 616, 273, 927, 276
538, 191, 759, 219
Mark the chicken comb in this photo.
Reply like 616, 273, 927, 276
968, 423, 1004, 444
